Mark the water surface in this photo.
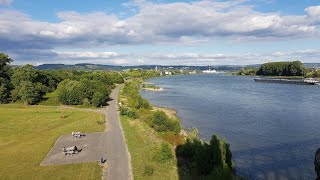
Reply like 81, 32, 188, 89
140, 74, 320, 180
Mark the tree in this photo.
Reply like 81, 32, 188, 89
11, 65, 47, 104
19, 81, 45, 105
0, 53, 13, 103
56, 79, 84, 105
210, 134, 223, 168
257, 61, 308, 76
224, 143, 234, 172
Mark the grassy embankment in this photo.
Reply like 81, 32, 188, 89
0, 104, 105, 179
119, 81, 181, 180
119, 80, 238, 180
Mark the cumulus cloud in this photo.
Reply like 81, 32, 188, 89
0, 1, 320, 64
0, 0, 12, 5
0, 1, 319, 50
5, 49, 319, 66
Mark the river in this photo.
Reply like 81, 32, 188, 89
140, 74, 320, 180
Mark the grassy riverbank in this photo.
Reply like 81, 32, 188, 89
119, 80, 238, 179
0, 104, 105, 179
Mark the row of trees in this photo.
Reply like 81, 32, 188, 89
0, 53, 124, 106
0, 54, 61, 104
231, 67, 258, 76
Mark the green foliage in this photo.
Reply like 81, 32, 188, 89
123, 69, 160, 80
224, 143, 234, 172
56, 79, 84, 105
11, 65, 49, 105
123, 81, 151, 110
142, 84, 160, 89
56, 78, 110, 107
0, 53, 13, 103
149, 111, 181, 134
154, 143, 174, 163
19, 81, 46, 105
232, 67, 258, 76
210, 134, 223, 168
96, 117, 106, 125
143, 165, 155, 176
120, 107, 139, 119
92, 92, 107, 107
176, 133, 235, 177
257, 61, 308, 76
306, 69, 320, 78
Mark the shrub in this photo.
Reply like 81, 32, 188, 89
82, 98, 91, 107
120, 107, 139, 119
154, 143, 173, 163
149, 111, 181, 134
96, 118, 106, 125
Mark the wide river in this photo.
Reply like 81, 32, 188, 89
140, 74, 320, 180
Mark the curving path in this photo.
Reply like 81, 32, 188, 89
103, 84, 132, 180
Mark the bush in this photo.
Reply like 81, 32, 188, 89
96, 118, 106, 125
149, 111, 181, 134
120, 107, 139, 119
82, 98, 91, 107
154, 143, 173, 163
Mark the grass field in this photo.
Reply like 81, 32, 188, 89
120, 115, 179, 180
0, 104, 105, 179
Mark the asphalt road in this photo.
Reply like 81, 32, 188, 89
103, 84, 132, 180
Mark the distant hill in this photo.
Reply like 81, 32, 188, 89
28, 63, 320, 71
34, 63, 253, 71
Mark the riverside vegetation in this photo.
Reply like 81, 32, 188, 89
119, 75, 238, 179
231, 60, 319, 78
1, 52, 237, 179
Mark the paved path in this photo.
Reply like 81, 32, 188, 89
103, 84, 132, 180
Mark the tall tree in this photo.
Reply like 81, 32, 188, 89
0, 53, 13, 103
11, 65, 47, 104
210, 134, 223, 168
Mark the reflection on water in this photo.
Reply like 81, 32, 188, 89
140, 74, 320, 180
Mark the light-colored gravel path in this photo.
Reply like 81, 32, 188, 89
103, 84, 132, 180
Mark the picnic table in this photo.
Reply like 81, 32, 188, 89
62, 146, 81, 155
72, 131, 85, 138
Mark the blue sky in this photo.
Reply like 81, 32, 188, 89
0, 0, 319, 65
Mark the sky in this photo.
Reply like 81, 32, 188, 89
0, 0, 319, 65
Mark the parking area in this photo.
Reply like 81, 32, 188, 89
40, 132, 107, 166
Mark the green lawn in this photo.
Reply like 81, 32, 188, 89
0, 104, 105, 179
120, 116, 179, 180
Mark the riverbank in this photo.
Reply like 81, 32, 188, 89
119, 80, 239, 179
142, 87, 164, 91
119, 81, 181, 179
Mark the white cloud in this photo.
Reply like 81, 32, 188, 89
0, 1, 319, 51
56, 51, 119, 59
0, 0, 12, 5
4, 48, 320, 65
0, 1, 320, 64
